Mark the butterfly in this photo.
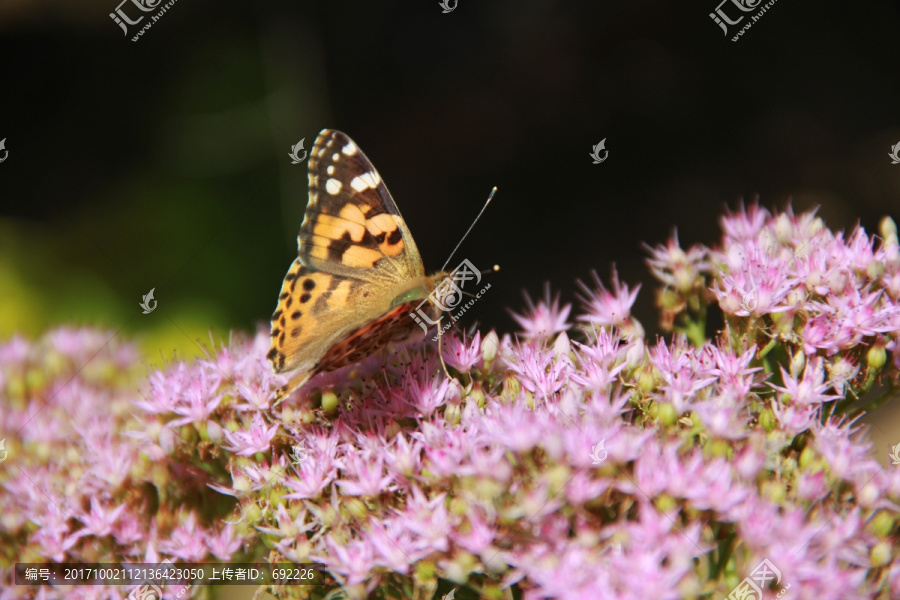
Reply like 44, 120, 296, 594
267, 129, 450, 403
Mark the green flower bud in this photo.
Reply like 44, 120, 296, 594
656, 494, 677, 512
321, 391, 339, 414
879, 216, 898, 245
759, 408, 776, 432
658, 403, 677, 427
870, 541, 891, 567
638, 368, 657, 394
867, 343, 887, 371
762, 480, 786, 504
444, 402, 461, 426
799, 446, 815, 470
869, 511, 894, 537
415, 560, 436, 582
468, 385, 486, 408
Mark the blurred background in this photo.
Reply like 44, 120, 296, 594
2, 0, 900, 426
1, 0, 900, 597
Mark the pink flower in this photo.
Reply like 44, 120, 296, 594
169, 371, 222, 426
770, 357, 839, 406
577, 267, 642, 334
335, 453, 394, 497
441, 330, 483, 372
76, 498, 125, 538
160, 513, 209, 561
505, 340, 569, 400
508, 283, 572, 340
645, 230, 710, 292
222, 413, 279, 456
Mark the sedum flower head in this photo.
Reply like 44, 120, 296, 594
2, 205, 900, 599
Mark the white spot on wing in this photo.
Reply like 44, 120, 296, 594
332, 153, 340, 161
327, 165, 335, 175
350, 171, 381, 192
342, 141, 358, 156
325, 178, 342, 195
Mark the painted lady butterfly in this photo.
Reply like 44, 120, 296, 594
268, 129, 448, 402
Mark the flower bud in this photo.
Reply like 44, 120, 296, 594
867, 342, 887, 370
481, 330, 500, 364
385, 419, 401, 440
774, 213, 793, 244
673, 263, 697, 294
759, 408, 776, 432
870, 541, 892, 567
869, 511, 894, 537
790, 350, 806, 378
159, 426, 176, 455
799, 446, 815, 470
443, 402, 461, 426
762, 480, 786, 504
879, 216, 898, 246
858, 482, 879, 508
827, 269, 848, 294
656, 494, 677, 512
867, 260, 885, 280
638, 367, 656, 394
347, 499, 369, 517
206, 420, 223, 443
658, 403, 677, 427
625, 338, 646, 370
320, 391, 339, 414
552, 331, 571, 358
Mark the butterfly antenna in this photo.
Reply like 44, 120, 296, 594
441, 186, 497, 272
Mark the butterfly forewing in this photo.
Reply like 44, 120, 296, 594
300, 130, 424, 281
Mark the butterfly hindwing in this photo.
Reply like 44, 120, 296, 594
268, 259, 354, 376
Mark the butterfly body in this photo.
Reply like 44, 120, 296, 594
268, 129, 444, 401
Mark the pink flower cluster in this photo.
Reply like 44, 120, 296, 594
0, 330, 243, 600
2, 206, 900, 600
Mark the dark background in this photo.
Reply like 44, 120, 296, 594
1, 0, 899, 361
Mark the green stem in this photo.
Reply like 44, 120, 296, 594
757, 338, 779, 360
